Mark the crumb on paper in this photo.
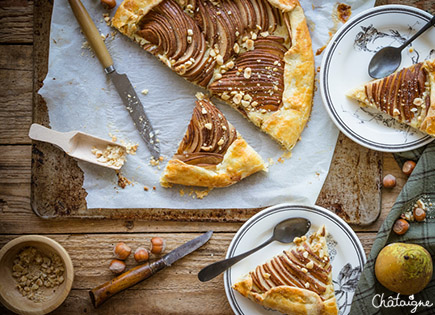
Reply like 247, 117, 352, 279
153, 186, 156, 190
116, 171, 132, 189
144, 186, 149, 191
317, 66, 321, 73
119, 139, 138, 155
277, 157, 284, 164
141, 89, 149, 95
282, 151, 292, 159
150, 156, 165, 166
409, 47, 414, 53
109, 133, 117, 142
194, 189, 211, 199
81, 41, 90, 49
92, 145, 126, 168
102, 13, 111, 25
268, 158, 275, 166
336, 3, 352, 23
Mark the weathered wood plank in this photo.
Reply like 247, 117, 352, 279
317, 134, 382, 226
0, 69, 32, 144
355, 152, 408, 232
0, 0, 33, 44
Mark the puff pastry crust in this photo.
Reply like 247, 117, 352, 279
112, 0, 314, 151
347, 58, 435, 137
233, 226, 338, 315
160, 99, 266, 188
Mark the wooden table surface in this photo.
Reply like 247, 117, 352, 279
0, 0, 433, 314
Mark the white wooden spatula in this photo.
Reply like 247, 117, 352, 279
29, 123, 127, 170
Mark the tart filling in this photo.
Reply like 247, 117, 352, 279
113, 0, 314, 150
160, 98, 266, 187
347, 59, 435, 136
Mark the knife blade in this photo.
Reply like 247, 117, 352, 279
162, 230, 213, 266
89, 231, 213, 308
68, 0, 160, 159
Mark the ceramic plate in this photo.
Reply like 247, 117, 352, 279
224, 204, 366, 315
320, 5, 435, 152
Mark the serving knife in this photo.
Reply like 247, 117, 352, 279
68, 0, 160, 159
89, 231, 213, 307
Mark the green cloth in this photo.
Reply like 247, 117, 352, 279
350, 142, 435, 315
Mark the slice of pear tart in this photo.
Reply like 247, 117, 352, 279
233, 225, 338, 315
160, 98, 266, 188
347, 59, 435, 137
113, 0, 315, 151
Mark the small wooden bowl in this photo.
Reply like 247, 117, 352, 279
0, 235, 74, 315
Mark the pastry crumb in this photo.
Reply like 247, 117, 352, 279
109, 133, 117, 142
92, 145, 126, 168
141, 89, 149, 95
277, 157, 284, 163
116, 171, 131, 189
153, 186, 156, 190
144, 186, 149, 191
150, 156, 165, 166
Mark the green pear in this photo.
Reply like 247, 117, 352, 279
375, 243, 433, 295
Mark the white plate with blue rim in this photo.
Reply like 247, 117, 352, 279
224, 204, 366, 315
320, 5, 435, 152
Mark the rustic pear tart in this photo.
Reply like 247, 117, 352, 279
160, 98, 266, 187
112, 0, 315, 151
233, 225, 338, 315
347, 59, 435, 137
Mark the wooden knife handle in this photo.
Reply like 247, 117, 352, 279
89, 259, 166, 308
68, 0, 113, 69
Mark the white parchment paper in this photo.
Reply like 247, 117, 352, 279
39, 0, 374, 209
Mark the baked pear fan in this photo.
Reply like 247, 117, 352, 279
113, 0, 315, 151
347, 59, 435, 137
160, 98, 266, 188
233, 226, 338, 315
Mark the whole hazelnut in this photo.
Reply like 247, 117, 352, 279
109, 259, 126, 274
150, 237, 166, 255
101, 0, 116, 10
113, 242, 131, 260
402, 160, 416, 176
382, 174, 396, 189
413, 207, 426, 222
134, 247, 150, 263
393, 219, 409, 235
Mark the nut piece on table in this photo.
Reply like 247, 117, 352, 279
150, 237, 166, 255
413, 207, 426, 222
109, 259, 126, 274
134, 247, 150, 263
402, 160, 416, 176
393, 219, 409, 235
101, 0, 116, 10
382, 174, 396, 189
113, 242, 131, 260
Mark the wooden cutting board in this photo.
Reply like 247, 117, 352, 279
31, 1, 382, 225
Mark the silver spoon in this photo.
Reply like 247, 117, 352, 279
368, 15, 435, 79
198, 217, 311, 282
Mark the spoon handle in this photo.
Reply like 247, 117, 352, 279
399, 15, 435, 50
198, 236, 274, 282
